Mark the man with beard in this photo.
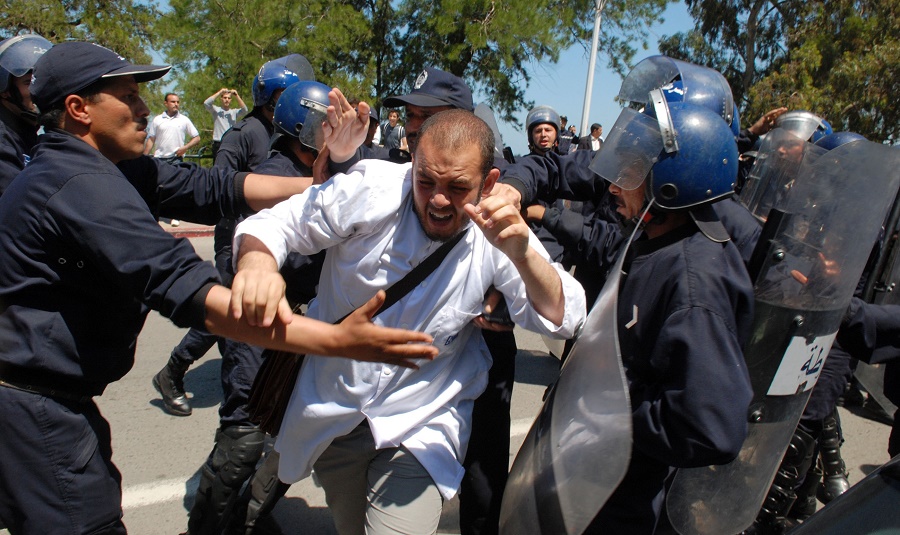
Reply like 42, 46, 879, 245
231, 109, 585, 534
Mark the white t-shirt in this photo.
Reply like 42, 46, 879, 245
204, 96, 248, 141
147, 112, 199, 158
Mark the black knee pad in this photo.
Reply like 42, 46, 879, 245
209, 426, 266, 488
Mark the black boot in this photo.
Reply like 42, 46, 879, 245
153, 356, 192, 416
817, 408, 850, 503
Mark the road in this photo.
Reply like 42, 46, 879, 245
3, 234, 894, 535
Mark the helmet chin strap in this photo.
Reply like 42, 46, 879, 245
620, 196, 660, 236
1, 87, 38, 123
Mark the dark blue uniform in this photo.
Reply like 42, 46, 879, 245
0, 104, 36, 196
167, 109, 274, 420
501, 150, 755, 534
0, 128, 250, 534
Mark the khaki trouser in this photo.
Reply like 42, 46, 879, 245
313, 422, 443, 535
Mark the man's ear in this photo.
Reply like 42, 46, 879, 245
64, 94, 92, 126
482, 167, 500, 195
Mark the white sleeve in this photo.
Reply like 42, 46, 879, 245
186, 118, 200, 138
234, 160, 410, 267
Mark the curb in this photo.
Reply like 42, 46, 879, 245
167, 227, 215, 238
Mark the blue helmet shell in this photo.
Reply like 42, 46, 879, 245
814, 131, 866, 150
273, 80, 331, 150
647, 101, 739, 210
252, 54, 315, 107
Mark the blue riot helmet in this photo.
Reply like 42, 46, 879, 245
619, 55, 735, 129
814, 131, 866, 151
731, 101, 742, 138
775, 110, 833, 143
272, 80, 330, 152
0, 34, 52, 115
590, 94, 738, 211
252, 53, 315, 109
525, 105, 560, 153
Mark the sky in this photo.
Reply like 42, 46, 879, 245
492, 1, 693, 157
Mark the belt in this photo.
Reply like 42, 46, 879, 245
0, 364, 99, 403
0, 378, 95, 403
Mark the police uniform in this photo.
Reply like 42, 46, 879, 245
501, 148, 755, 534
165, 107, 275, 418
0, 128, 252, 534
0, 102, 36, 195
587, 225, 754, 533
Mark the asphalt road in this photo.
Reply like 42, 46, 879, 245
3, 234, 894, 535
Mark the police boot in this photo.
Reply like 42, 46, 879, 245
153, 356, 192, 416
817, 408, 850, 503
226, 450, 290, 535
744, 427, 816, 535
787, 466, 821, 522
186, 426, 266, 535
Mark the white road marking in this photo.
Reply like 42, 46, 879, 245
120, 419, 537, 509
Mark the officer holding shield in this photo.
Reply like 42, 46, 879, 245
497, 91, 755, 534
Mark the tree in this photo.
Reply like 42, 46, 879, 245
157, 0, 672, 131
660, 0, 900, 143
657, 0, 803, 106
746, 0, 900, 143
390, 0, 671, 122
0, 0, 159, 64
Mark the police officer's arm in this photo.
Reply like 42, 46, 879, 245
836, 297, 900, 364
499, 150, 599, 208
218, 235, 438, 369
242, 173, 313, 211
465, 184, 566, 326
203, 283, 437, 369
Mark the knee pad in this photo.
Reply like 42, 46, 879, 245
209, 426, 266, 488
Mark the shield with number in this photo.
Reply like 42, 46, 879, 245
499, 239, 633, 535
666, 137, 900, 535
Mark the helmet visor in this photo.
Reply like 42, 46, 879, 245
0, 35, 53, 77
297, 98, 328, 152
775, 111, 828, 143
589, 108, 663, 190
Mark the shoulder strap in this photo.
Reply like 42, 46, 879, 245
336, 230, 467, 323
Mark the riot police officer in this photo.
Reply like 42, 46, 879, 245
0, 33, 52, 194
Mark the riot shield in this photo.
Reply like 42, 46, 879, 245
738, 128, 828, 222
499, 241, 632, 535
667, 138, 900, 535
474, 103, 507, 165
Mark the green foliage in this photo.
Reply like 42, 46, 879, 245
746, 0, 900, 143
3, 0, 673, 137
0, 0, 158, 63
661, 0, 899, 143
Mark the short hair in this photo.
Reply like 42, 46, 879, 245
388, 108, 400, 118
164, 92, 178, 102
417, 109, 494, 178
38, 77, 112, 130
591, 123, 601, 132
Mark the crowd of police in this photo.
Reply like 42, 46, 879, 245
0, 31, 899, 535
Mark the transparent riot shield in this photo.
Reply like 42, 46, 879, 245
499, 240, 632, 535
738, 128, 828, 221
666, 139, 900, 535
474, 103, 507, 164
